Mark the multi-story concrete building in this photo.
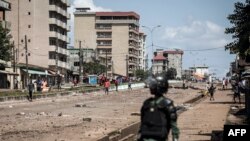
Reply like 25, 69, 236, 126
152, 49, 183, 78
138, 32, 147, 71
6, 0, 70, 85
0, 0, 12, 89
152, 51, 168, 74
68, 47, 95, 75
74, 8, 145, 77
164, 50, 183, 78
0, 0, 11, 28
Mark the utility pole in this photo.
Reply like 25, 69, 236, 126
24, 35, 29, 86
105, 49, 108, 77
79, 41, 83, 84
12, 41, 16, 89
55, 38, 59, 86
126, 55, 129, 77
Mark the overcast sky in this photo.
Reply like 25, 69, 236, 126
68, 0, 245, 78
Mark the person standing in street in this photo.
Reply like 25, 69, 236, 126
137, 73, 179, 141
104, 79, 110, 95
233, 82, 241, 104
115, 79, 118, 91
209, 83, 216, 101
28, 80, 34, 102
128, 79, 132, 90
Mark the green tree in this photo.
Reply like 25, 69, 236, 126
83, 62, 106, 75
0, 22, 13, 61
166, 68, 177, 79
135, 69, 148, 80
225, 0, 250, 56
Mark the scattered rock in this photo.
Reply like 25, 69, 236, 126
231, 106, 238, 110
58, 112, 63, 116
38, 112, 47, 116
75, 103, 86, 107
16, 112, 25, 116
52, 100, 56, 102
83, 118, 92, 122
130, 113, 140, 116
9, 105, 13, 108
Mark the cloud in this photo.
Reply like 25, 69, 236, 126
162, 19, 230, 49
68, 0, 112, 46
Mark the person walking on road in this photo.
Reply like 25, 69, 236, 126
128, 79, 132, 90
27, 81, 34, 102
104, 79, 110, 95
115, 79, 118, 91
137, 73, 179, 141
233, 82, 241, 104
209, 83, 216, 101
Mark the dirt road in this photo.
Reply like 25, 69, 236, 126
0, 87, 201, 141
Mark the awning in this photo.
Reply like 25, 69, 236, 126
48, 70, 64, 77
22, 69, 50, 76
0, 70, 19, 75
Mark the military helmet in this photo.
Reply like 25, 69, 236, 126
149, 73, 169, 95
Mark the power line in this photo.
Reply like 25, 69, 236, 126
153, 45, 224, 51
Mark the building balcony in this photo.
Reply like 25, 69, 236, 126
67, 13, 71, 19
48, 45, 56, 52
129, 37, 139, 42
128, 52, 138, 58
66, 0, 70, 7
129, 45, 139, 50
49, 5, 67, 17
67, 37, 70, 44
97, 45, 112, 48
129, 28, 139, 34
67, 25, 71, 31
50, 31, 58, 38
128, 60, 137, 65
0, 0, 11, 10
48, 59, 69, 70
96, 27, 112, 31
0, 21, 11, 29
96, 37, 112, 41
95, 19, 139, 26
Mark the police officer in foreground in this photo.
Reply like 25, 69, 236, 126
138, 73, 180, 141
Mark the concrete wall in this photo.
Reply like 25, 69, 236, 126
74, 14, 96, 49
112, 25, 129, 76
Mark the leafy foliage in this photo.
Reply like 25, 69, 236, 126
166, 67, 177, 79
135, 69, 148, 80
0, 22, 13, 61
82, 62, 106, 75
225, 0, 250, 56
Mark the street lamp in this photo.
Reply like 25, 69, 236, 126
142, 25, 161, 74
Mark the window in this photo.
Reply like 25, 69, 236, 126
28, 39, 31, 42
29, 0, 31, 2
28, 25, 31, 28
28, 12, 31, 15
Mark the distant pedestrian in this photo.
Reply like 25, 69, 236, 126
209, 84, 216, 101
27, 81, 34, 102
225, 79, 228, 89
115, 79, 118, 91
233, 82, 241, 104
222, 78, 225, 90
104, 79, 110, 94
73, 78, 77, 87
128, 79, 132, 90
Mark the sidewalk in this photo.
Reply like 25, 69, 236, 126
178, 89, 236, 141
